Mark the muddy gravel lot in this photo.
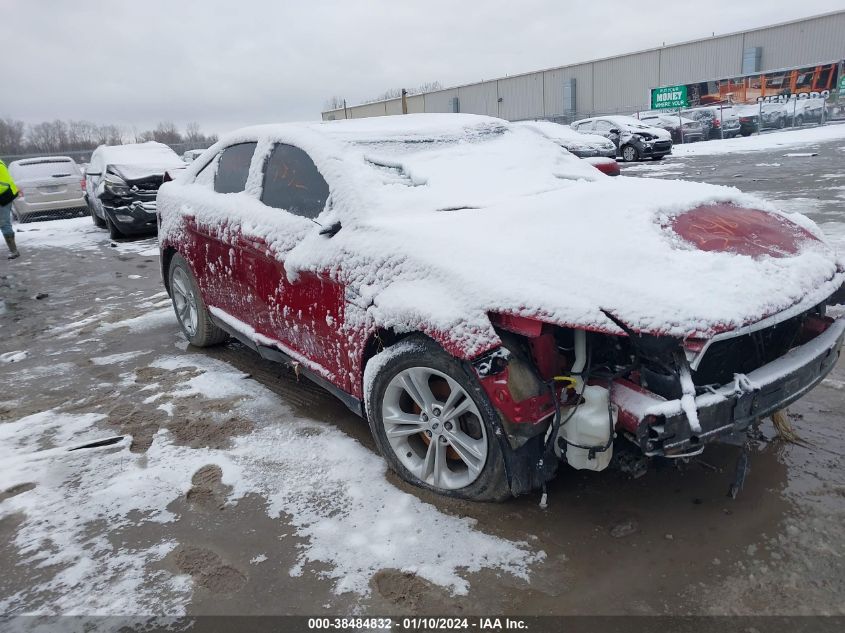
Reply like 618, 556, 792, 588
2, 134, 845, 622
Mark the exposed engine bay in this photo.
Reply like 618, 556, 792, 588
472, 300, 845, 495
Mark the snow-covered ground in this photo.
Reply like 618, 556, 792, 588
0, 347, 541, 614
672, 122, 845, 157
12, 216, 159, 256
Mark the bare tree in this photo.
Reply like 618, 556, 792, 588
360, 81, 442, 104
0, 118, 26, 154
323, 96, 346, 111
27, 120, 71, 153
151, 121, 182, 145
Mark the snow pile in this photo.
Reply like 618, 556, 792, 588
158, 114, 843, 357
1, 350, 29, 363
98, 307, 175, 333
14, 216, 159, 255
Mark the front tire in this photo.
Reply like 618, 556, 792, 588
168, 254, 228, 347
106, 216, 123, 240
621, 144, 639, 162
364, 336, 510, 501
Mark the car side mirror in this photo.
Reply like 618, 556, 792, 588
609, 129, 620, 135
319, 220, 342, 238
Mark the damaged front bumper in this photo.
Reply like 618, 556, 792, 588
615, 316, 845, 457
103, 199, 158, 235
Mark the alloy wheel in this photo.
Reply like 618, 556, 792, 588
171, 266, 199, 337
381, 366, 488, 490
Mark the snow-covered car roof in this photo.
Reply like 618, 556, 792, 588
161, 114, 843, 353
515, 120, 614, 151
94, 142, 184, 181
639, 114, 697, 125
601, 116, 660, 129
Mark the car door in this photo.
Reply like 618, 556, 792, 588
593, 120, 621, 149
186, 142, 258, 317
246, 142, 349, 389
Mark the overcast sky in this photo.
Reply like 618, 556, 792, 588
6, 0, 844, 136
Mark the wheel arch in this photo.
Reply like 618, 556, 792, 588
160, 245, 178, 295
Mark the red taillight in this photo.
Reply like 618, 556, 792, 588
80, 178, 86, 192
595, 161, 620, 176
586, 157, 620, 176
713, 119, 721, 127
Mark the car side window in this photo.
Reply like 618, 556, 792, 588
194, 154, 219, 188
260, 143, 329, 219
594, 121, 614, 132
215, 142, 257, 194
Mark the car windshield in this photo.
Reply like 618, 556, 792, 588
607, 117, 653, 129
352, 124, 602, 215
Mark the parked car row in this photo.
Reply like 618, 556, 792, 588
733, 98, 829, 135
634, 97, 829, 139
636, 113, 705, 144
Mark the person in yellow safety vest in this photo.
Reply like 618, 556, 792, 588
0, 159, 21, 259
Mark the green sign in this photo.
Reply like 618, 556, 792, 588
651, 85, 689, 109
840, 75, 845, 96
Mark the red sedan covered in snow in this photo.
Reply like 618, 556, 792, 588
158, 114, 845, 501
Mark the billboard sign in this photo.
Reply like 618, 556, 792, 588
651, 85, 689, 109
651, 61, 841, 108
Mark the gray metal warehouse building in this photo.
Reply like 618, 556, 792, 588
322, 10, 845, 122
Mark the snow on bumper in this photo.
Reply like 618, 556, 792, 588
614, 316, 845, 457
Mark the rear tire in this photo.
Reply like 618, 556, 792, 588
168, 253, 228, 347
364, 336, 510, 501
621, 144, 639, 162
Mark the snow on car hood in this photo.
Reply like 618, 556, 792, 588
96, 141, 184, 181
159, 114, 843, 356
